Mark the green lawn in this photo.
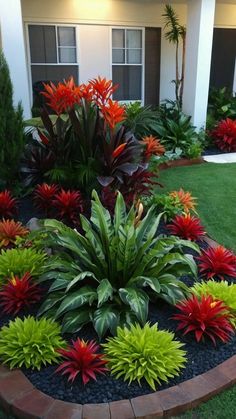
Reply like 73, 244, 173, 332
159, 162, 236, 252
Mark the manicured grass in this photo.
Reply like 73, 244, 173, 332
158, 162, 236, 252
175, 385, 236, 418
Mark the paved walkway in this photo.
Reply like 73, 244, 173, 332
203, 153, 236, 163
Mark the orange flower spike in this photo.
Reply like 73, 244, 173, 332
41, 77, 81, 114
0, 219, 29, 247
141, 135, 165, 160
112, 143, 127, 159
169, 188, 197, 213
89, 76, 118, 105
102, 99, 126, 130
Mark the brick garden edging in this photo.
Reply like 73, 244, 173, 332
0, 354, 236, 419
158, 156, 205, 171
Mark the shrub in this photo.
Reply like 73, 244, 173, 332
52, 189, 84, 225
167, 214, 205, 241
124, 102, 160, 139
38, 190, 198, 338
0, 248, 47, 282
0, 316, 66, 370
207, 87, 236, 127
56, 338, 108, 385
211, 118, 236, 152
102, 323, 187, 390
0, 219, 29, 247
197, 246, 236, 280
173, 295, 234, 345
0, 191, 18, 219
0, 51, 25, 189
191, 280, 236, 326
0, 272, 41, 315
33, 183, 59, 215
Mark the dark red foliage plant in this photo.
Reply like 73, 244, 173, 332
0, 190, 18, 219
52, 189, 84, 225
198, 245, 236, 280
0, 272, 41, 315
211, 118, 236, 152
173, 294, 234, 346
55, 338, 108, 385
167, 214, 205, 241
33, 183, 59, 215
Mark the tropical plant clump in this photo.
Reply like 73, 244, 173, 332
0, 272, 41, 315
38, 190, 198, 338
0, 316, 65, 370
173, 295, 234, 345
0, 219, 29, 247
211, 118, 236, 152
56, 338, 108, 385
103, 323, 187, 390
207, 87, 236, 130
0, 248, 47, 282
197, 246, 236, 280
191, 280, 236, 326
0, 190, 18, 219
169, 189, 197, 214
167, 214, 205, 241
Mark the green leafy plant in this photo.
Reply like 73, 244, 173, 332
146, 193, 184, 221
0, 316, 66, 370
191, 280, 236, 326
207, 87, 236, 129
38, 190, 199, 338
0, 248, 47, 282
124, 102, 160, 139
102, 322, 187, 390
0, 51, 25, 190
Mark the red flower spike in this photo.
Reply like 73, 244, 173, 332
41, 77, 82, 114
112, 143, 127, 159
0, 272, 41, 316
34, 183, 60, 215
140, 135, 165, 160
89, 76, 118, 106
167, 214, 205, 241
52, 189, 84, 224
211, 118, 236, 152
0, 219, 29, 247
173, 295, 234, 346
198, 245, 236, 280
55, 338, 108, 385
101, 99, 126, 130
0, 190, 18, 219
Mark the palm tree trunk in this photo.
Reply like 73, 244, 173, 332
175, 40, 180, 103
179, 33, 186, 108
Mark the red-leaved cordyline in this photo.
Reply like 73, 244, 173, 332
211, 118, 236, 152
0, 190, 18, 219
169, 189, 197, 214
101, 99, 126, 130
52, 189, 84, 224
198, 245, 236, 280
55, 338, 108, 385
172, 294, 234, 346
112, 143, 127, 159
33, 183, 60, 215
0, 219, 29, 247
0, 272, 41, 315
167, 214, 205, 241
140, 135, 165, 160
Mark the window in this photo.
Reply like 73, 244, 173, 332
28, 25, 78, 100
112, 28, 143, 102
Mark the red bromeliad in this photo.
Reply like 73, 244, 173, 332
101, 99, 126, 130
0, 220, 29, 247
198, 246, 236, 280
173, 295, 234, 345
167, 214, 205, 241
55, 338, 108, 385
140, 135, 165, 160
34, 183, 60, 215
0, 272, 41, 315
0, 190, 18, 219
211, 118, 236, 152
53, 189, 84, 224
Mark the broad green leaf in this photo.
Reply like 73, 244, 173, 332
93, 305, 119, 338
55, 286, 97, 318
66, 271, 98, 292
128, 276, 161, 294
97, 279, 113, 307
37, 293, 64, 316
114, 192, 127, 234
119, 287, 149, 324
62, 308, 92, 333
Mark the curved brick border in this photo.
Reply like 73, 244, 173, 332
0, 355, 236, 419
0, 158, 230, 419
159, 156, 205, 171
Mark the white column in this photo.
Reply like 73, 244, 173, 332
0, 0, 31, 119
182, 0, 216, 130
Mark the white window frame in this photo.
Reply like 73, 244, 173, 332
110, 27, 145, 105
25, 23, 80, 106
